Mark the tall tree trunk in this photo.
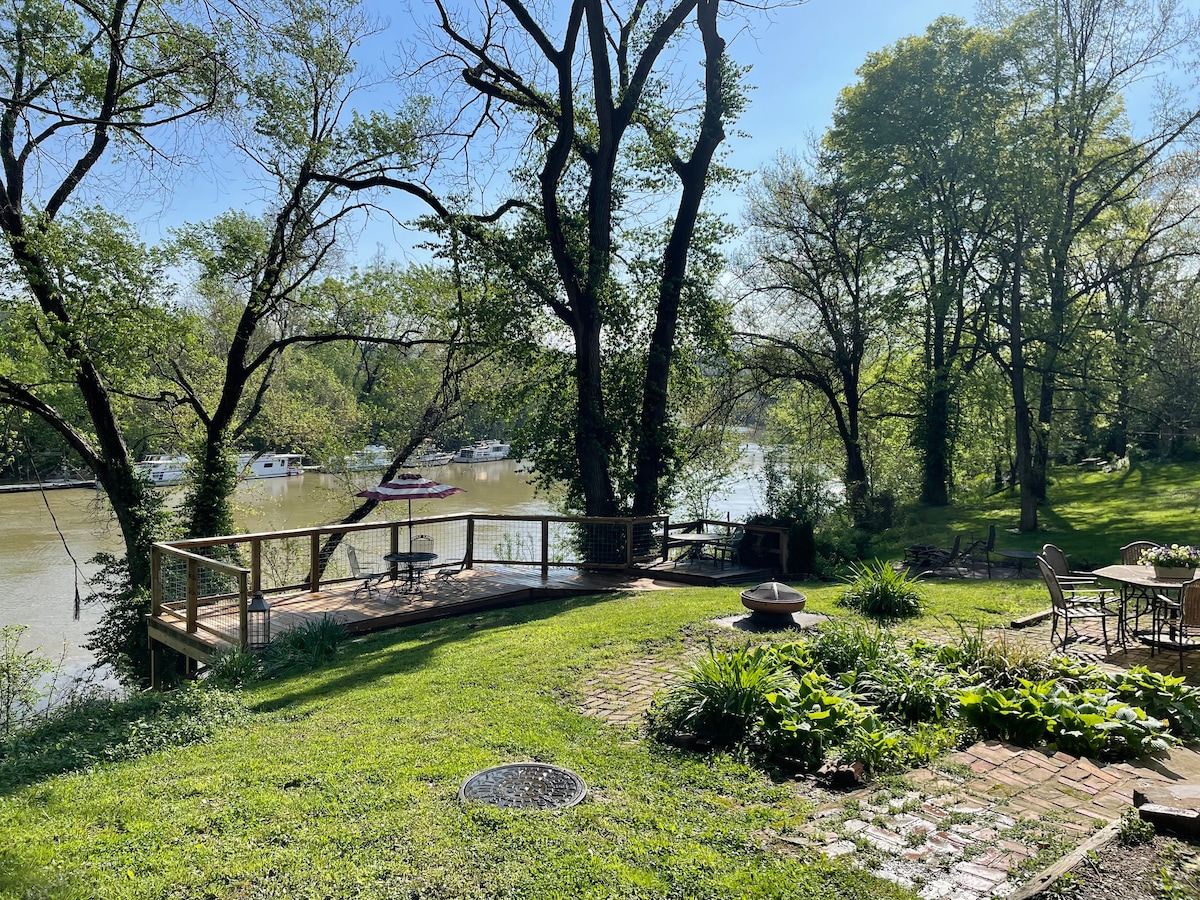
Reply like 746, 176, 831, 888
1009, 224, 1038, 531
575, 317, 618, 516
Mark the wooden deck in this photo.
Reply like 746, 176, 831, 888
149, 558, 774, 666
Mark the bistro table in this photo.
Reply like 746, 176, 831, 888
384, 550, 439, 594
1093, 564, 1188, 647
993, 548, 1040, 574
664, 532, 729, 565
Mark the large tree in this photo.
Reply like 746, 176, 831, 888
314, 0, 749, 518
0, 0, 222, 680
991, 0, 1200, 505
826, 17, 1015, 506
740, 154, 899, 528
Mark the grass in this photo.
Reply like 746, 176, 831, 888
870, 459, 1200, 567
0, 579, 1052, 900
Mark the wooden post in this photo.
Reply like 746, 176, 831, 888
238, 571, 250, 649
465, 516, 475, 569
310, 533, 321, 592
151, 546, 162, 618
625, 519, 633, 567
779, 528, 789, 575
250, 538, 261, 594
389, 523, 400, 577
541, 518, 550, 578
186, 558, 198, 634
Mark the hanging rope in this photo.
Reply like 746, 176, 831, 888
22, 433, 90, 620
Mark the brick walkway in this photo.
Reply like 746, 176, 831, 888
578, 649, 1200, 899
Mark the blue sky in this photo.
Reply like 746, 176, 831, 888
138, 1, 967, 261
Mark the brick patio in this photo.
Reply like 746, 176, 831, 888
577, 629, 1200, 899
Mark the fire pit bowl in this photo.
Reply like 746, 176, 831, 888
740, 582, 807, 625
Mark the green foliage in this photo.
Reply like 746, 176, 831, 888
0, 626, 54, 739
649, 643, 795, 746
808, 620, 895, 676
1105, 668, 1200, 738
959, 680, 1177, 759
261, 615, 349, 676
936, 620, 1071, 688
852, 656, 958, 725
836, 559, 924, 620
761, 670, 865, 767
0, 684, 246, 792
1117, 806, 1155, 846
207, 646, 265, 688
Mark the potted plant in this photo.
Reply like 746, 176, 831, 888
1138, 544, 1200, 580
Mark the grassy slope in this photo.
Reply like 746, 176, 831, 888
870, 459, 1200, 568
0, 579, 1050, 900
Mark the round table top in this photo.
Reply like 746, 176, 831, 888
1093, 563, 1193, 589
384, 551, 438, 564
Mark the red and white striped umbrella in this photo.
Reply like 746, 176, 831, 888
356, 473, 465, 503
356, 473, 465, 552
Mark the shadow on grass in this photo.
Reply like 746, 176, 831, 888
247, 591, 616, 714
0, 686, 246, 796
0, 593, 615, 796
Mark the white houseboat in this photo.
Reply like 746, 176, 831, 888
135, 452, 304, 486
452, 440, 511, 463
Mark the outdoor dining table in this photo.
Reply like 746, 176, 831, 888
384, 550, 439, 593
664, 532, 728, 564
1093, 564, 1188, 647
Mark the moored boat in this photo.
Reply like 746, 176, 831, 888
452, 440, 511, 463
135, 451, 304, 486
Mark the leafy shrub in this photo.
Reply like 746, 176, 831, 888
960, 680, 1178, 759
208, 646, 265, 688
262, 615, 349, 676
0, 625, 56, 739
0, 684, 246, 791
852, 657, 960, 725
938, 620, 1068, 688
760, 670, 865, 767
809, 620, 896, 676
648, 644, 795, 747
836, 560, 923, 620
1106, 668, 1200, 738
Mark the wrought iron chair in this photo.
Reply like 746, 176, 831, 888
346, 543, 389, 600
1038, 555, 1118, 654
966, 524, 997, 576
926, 535, 967, 575
1149, 577, 1200, 672
1120, 540, 1160, 634
709, 526, 744, 569
1041, 543, 1098, 589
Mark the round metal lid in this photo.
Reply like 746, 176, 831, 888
741, 582, 804, 603
459, 763, 587, 810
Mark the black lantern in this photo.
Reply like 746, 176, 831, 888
247, 590, 271, 649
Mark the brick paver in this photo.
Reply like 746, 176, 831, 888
577, 642, 1200, 899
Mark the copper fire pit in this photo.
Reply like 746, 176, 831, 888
740, 582, 807, 625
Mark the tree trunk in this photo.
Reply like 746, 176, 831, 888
1008, 226, 1038, 531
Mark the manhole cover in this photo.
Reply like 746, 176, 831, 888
458, 763, 587, 810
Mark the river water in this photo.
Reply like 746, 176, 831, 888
0, 455, 766, 671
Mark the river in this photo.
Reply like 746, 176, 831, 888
0, 454, 767, 672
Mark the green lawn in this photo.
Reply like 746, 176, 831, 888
870, 459, 1200, 567
0, 579, 1050, 900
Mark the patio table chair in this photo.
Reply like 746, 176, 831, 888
346, 543, 389, 600
1149, 577, 1200, 672
1038, 555, 1118, 654
1120, 540, 1160, 633
1041, 543, 1098, 589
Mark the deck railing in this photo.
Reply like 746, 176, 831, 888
150, 513, 787, 653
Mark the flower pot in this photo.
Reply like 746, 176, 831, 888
1153, 565, 1196, 581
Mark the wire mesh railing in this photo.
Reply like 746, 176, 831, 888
151, 513, 709, 650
